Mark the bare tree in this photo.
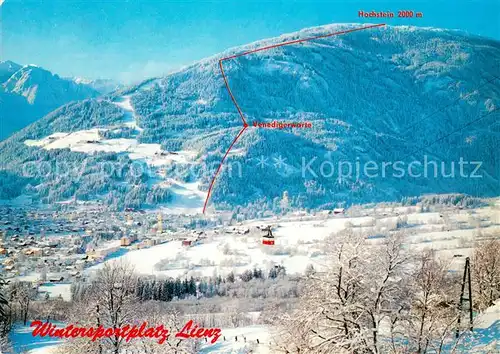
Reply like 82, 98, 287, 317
393, 250, 461, 354
92, 261, 140, 353
10, 281, 36, 325
61, 261, 140, 354
60, 261, 202, 354
471, 239, 500, 310
360, 232, 411, 353
35, 297, 68, 323
135, 301, 199, 354
274, 230, 469, 354
0, 276, 12, 352
0, 276, 9, 331
275, 229, 411, 353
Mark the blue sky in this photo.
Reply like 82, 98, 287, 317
2, 0, 499, 83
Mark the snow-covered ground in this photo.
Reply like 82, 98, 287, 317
7, 200, 500, 353
37, 283, 72, 301
9, 322, 64, 354
24, 129, 196, 166
12, 315, 499, 354
199, 325, 272, 354
112, 95, 143, 132
84, 215, 352, 278
23, 92, 206, 213
83, 201, 500, 280
158, 181, 207, 215
13, 324, 271, 354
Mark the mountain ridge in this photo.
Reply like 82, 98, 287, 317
0, 63, 103, 140
0, 60, 22, 83
72, 77, 124, 95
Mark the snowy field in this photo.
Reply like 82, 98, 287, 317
23, 92, 207, 214
24, 129, 196, 166
198, 325, 272, 354
84, 215, 355, 278
13, 298, 499, 353
84, 200, 500, 279
12, 324, 272, 354
9, 322, 65, 354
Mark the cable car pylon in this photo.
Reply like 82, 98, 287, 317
456, 257, 473, 338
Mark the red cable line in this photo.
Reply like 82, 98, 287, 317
202, 126, 248, 213
219, 60, 249, 127
221, 23, 385, 61
202, 23, 386, 214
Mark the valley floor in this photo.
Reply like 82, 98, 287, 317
5, 197, 500, 353
82, 199, 500, 279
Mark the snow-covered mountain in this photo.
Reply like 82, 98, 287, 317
4, 65, 99, 105
72, 77, 124, 94
0, 63, 101, 139
0, 60, 22, 83
0, 24, 499, 211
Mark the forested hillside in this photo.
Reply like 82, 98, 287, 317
0, 24, 499, 211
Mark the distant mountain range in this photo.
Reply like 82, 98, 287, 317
0, 24, 499, 211
72, 77, 123, 95
0, 60, 22, 83
0, 61, 122, 140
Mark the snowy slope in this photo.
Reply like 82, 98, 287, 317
9, 322, 64, 354
199, 325, 272, 354
84, 215, 351, 278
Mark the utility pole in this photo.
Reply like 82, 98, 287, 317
456, 257, 473, 338
96, 304, 103, 354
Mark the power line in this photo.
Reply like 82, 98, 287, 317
399, 74, 500, 136
376, 72, 500, 153
400, 107, 499, 161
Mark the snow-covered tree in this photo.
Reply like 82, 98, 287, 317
0, 276, 11, 350
471, 239, 500, 310
395, 250, 461, 354
274, 229, 462, 353
10, 281, 36, 326
135, 302, 200, 354
62, 261, 140, 354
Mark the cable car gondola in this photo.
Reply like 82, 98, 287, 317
262, 226, 275, 246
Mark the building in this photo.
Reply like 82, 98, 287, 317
120, 234, 137, 246
3, 258, 14, 267
87, 244, 120, 258
24, 248, 43, 257
333, 208, 345, 215
49, 276, 64, 283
